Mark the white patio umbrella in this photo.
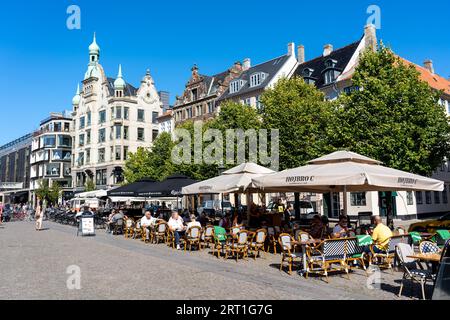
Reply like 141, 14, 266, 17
252, 151, 444, 193
182, 163, 275, 195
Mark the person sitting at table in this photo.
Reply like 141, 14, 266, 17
310, 215, 325, 239
199, 212, 210, 227
140, 211, 157, 241
332, 215, 351, 238
182, 209, 191, 224
283, 204, 294, 228
168, 211, 186, 250
365, 216, 393, 254
231, 213, 241, 227
219, 213, 231, 229
186, 215, 201, 234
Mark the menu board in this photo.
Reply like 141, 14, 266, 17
80, 216, 95, 236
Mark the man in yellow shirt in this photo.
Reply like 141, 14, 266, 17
370, 216, 393, 252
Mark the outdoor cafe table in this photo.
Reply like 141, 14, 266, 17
407, 253, 442, 263
292, 239, 322, 276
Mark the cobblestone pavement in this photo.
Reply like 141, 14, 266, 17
0, 221, 428, 300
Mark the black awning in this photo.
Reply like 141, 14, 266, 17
107, 178, 156, 197
137, 174, 198, 198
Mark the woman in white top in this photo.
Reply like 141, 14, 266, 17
35, 199, 43, 231
186, 215, 201, 233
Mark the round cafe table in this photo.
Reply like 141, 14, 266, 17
292, 239, 322, 276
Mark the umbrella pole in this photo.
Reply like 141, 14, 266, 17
343, 186, 348, 216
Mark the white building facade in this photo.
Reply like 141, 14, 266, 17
72, 35, 163, 191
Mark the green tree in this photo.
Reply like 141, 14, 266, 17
123, 147, 153, 183
48, 182, 62, 205
260, 77, 336, 170
35, 179, 50, 202
84, 178, 96, 192
334, 46, 450, 175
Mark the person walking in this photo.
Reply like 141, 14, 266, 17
35, 198, 43, 231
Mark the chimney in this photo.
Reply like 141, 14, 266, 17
243, 58, 251, 71
297, 45, 305, 64
287, 42, 295, 57
423, 60, 434, 74
323, 44, 333, 56
364, 24, 377, 52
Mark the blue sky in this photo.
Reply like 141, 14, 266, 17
1, 0, 449, 145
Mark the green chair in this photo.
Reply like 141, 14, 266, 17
433, 230, 450, 248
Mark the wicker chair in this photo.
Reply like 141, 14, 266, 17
371, 235, 410, 271
124, 219, 135, 238
153, 222, 168, 245
201, 225, 215, 249
249, 229, 267, 259
419, 241, 440, 255
278, 233, 300, 275
229, 230, 250, 262
345, 237, 368, 273
185, 226, 202, 251
397, 243, 436, 300
306, 238, 349, 282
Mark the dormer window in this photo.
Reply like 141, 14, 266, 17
302, 68, 314, 77
115, 90, 123, 98
324, 71, 336, 85
250, 72, 267, 88
229, 80, 244, 94
191, 88, 198, 101
325, 59, 337, 68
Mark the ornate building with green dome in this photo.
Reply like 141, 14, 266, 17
72, 34, 163, 191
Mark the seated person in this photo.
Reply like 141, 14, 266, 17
168, 211, 186, 250
141, 211, 157, 240
309, 215, 325, 239
182, 209, 191, 224
186, 215, 201, 234
365, 216, 393, 254
198, 212, 210, 226
219, 214, 231, 229
332, 215, 351, 238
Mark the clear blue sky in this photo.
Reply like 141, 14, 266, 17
1, 0, 449, 145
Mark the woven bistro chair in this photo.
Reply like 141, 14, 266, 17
306, 238, 349, 282
185, 226, 202, 251
230, 230, 250, 262
201, 225, 215, 249
396, 243, 436, 300
278, 233, 300, 275
371, 235, 410, 271
249, 229, 267, 259
419, 241, 440, 255
345, 237, 368, 273
124, 218, 135, 239
152, 221, 168, 245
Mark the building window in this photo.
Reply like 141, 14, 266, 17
137, 128, 145, 141
229, 80, 242, 94
77, 152, 85, 167
191, 88, 198, 101
123, 146, 129, 160
96, 169, 107, 186
86, 149, 91, 164
434, 191, 440, 204
99, 110, 106, 124
45, 163, 60, 177
98, 128, 106, 143
116, 106, 122, 119
244, 98, 251, 106
324, 70, 336, 85
443, 185, 448, 204
350, 192, 366, 206
43, 135, 56, 148
87, 112, 92, 127
425, 191, 432, 204
124, 126, 129, 140
138, 109, 145, 122
152, 112, 159, 124
250, 73, 266, 87
186, 108, 193, 119
98, 148, 105, 163
79, 134, 85, 147
152, 129, 159, 141
256, 96, 263, 110
406, 191, 414, 205
124, 107, 129, 120
79, 116, 85, 129
110, 107, 114, 120
207, 102, 214, 114
115, 125, 122, 139
115, 146, 122, 161
416, 191, 423, 205
58, 135, 71, 148
86, 130, 91, 145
